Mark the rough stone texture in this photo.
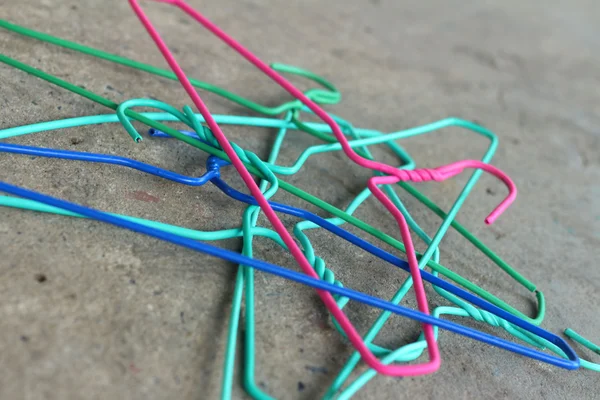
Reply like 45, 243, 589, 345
0, 0, 599, 399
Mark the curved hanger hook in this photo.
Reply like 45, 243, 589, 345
373, 160, 516, 225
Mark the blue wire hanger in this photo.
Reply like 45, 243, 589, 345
0, 179, 579, 369
0, 138, 580, 369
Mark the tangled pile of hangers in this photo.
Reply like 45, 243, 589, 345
1, 1, 598, 398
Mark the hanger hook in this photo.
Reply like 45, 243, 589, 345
376, 160, 516, 225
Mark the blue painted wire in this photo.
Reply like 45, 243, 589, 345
0, 177, 579, 369
0, 141, 580, 368
0, 142, 218, 186
148, 128, 198, 139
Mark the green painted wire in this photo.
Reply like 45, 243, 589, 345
0, 19, 339, 117
0, 36, 541, 306
222, 112, 293, 400
1, 112, 590, 400
4, 19, 594, 397
0, 196, 285, 245
0, 55, 540, 322
564, 329, 600, 372
4, 119, 564, 396
240, 115, 295, 400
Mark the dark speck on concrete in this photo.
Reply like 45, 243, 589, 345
180, 311, 185, 324
106, 85, 124, 95
20, 335, 29, 342
129, 278, 136, 285
298, 382, 305, 391
57, 106, 62, 110
486, 188, 496, 195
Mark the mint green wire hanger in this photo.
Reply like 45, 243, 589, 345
564, 329, 600, 372
221, 112, 294, 400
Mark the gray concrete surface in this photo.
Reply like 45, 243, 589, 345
0, 0, 599, 399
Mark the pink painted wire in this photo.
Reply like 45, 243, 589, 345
129, 0, 517, 376
129, 0, 439, 376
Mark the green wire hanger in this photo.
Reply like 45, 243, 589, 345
0, 52, 544, 326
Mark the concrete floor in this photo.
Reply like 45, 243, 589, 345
0, 0, 599, 399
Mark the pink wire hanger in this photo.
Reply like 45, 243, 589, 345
128, 0, 516, 377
